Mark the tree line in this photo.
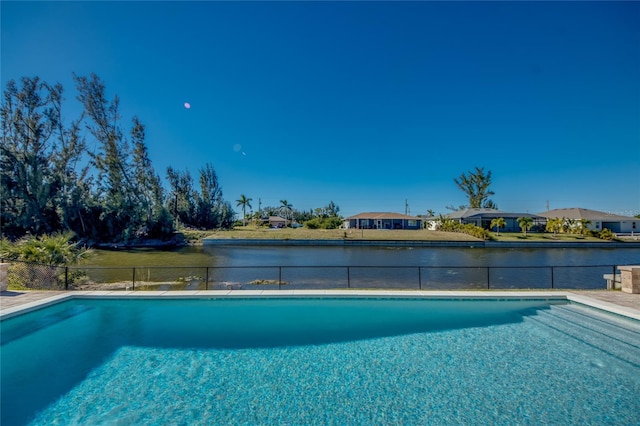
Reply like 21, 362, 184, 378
0, 74, 516, 243
234, 197, 342, 229
1, 75, 234, 244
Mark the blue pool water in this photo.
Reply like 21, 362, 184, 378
2, 298, 640, 425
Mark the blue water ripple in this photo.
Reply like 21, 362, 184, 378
29, 315, 640, 425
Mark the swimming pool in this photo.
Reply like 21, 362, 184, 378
2, 296, 640, 425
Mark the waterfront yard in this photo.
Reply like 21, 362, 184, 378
487, 232, 606, 242
202, 228, 617, 243
204, 228, 480, 241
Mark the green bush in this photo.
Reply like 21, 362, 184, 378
0, 238, 19, 260
304, 217, 342, 230
1, 233, 89, 265
304, 218, 321, 229
598, 228, 615, 241
435, 218, 489, 240
2, 233, 90, 290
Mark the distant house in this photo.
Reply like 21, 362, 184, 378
447, 208, 546, 233
262, 216, 287, 228
422, 215, 439, 231
344, 212, 422, 230
537, 208, 638, 234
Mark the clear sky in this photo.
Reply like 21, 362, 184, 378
2, 1, 639, 218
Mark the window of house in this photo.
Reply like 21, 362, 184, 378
408, 220, 416, 227
596, 222, 600, 228
361, 219, 369, 226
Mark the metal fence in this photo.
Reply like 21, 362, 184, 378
1, 260, 619, 291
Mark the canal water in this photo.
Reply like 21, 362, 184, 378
76, 246, 640, 290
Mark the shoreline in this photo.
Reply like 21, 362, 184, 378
203, 238, 640, 248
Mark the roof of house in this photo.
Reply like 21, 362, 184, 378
537, 208, 637, 221
447, 208, 545, 220
264, 216, 286, 221
346, 212, 421, 220
446, 208, 504, 219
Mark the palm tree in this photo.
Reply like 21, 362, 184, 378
490, 217, 506, 235
517, 217, 534, 236
563, 218, 576, 234
578, 218, 592, 236
251, 211, 263, 228
546, 217, 563, 237
235, 194, 252, 226
280, 199, 293, 227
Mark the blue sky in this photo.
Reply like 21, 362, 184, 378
2, 1, 639, 218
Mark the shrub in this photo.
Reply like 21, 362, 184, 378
2, 233, 90, 290
305, 218, 321, 229
0, 238, 19, 260
2, 233, 89, 266
598, 228, 615, 241
434, 218, 490, 240
304, 217, 342, 230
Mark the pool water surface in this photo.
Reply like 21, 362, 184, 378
2, 298, 639, 425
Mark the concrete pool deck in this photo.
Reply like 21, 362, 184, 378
2, 289, 639, 321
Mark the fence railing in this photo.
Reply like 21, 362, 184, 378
1, 260, 619, 291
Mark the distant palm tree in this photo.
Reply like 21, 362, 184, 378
280, 199, 293, 227
235, 194, 252, 226
517, 217, 534, 236
490, 217, 506, 235
563, 218, 576, 234
546, 217, 563, 237
578, 218, 592, 236
251, 211, 263, 228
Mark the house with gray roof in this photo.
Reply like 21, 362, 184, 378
261, 216, 287, 228
447, 208, 546, 233
537, 208, 638, 234
344, 212, 422, 230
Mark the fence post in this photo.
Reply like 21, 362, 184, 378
487, 267, 491, 289
347, 266, 351, 289
65, 267, 69, 290
132, 267, 136, 291
418, 267, 422, 290
551, 267, 554, 289
278, 267, 282, 290
205, 267, 209, 291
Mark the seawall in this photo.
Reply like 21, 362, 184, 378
203, 239, 640, 249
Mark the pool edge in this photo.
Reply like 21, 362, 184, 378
2, 290, 639, 321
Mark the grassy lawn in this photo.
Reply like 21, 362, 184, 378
204, 227, 481, 241
488, 232, 605, 242
192, 228, 620, 243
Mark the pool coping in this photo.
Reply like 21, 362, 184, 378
2, 290, 640, 321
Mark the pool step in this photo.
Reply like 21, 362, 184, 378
553, 303, 640, 342
529, 304, 640, 368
